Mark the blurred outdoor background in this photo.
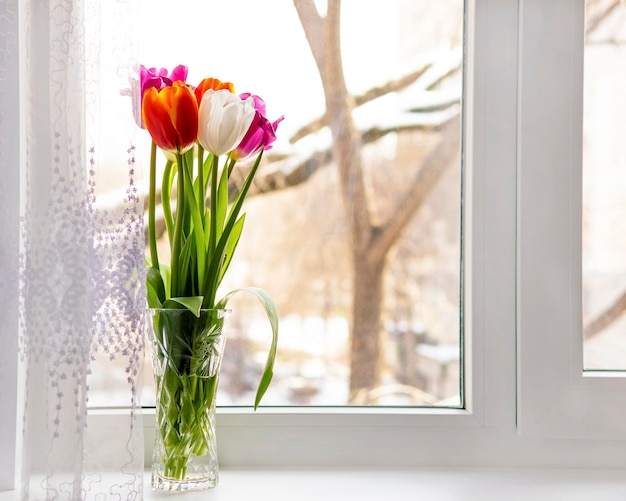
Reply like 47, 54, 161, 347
582, 0, 626, 370
86, 0, 625, 409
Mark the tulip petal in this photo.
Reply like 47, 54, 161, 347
169, 64, 188, 83
195, 77, 235, 104
240, 92, 267, 116
198, 90, 253, 156
129, 64, 190, 130
142, 83, 198, 153
230, 92, 284, 161
171, 83, 198, 151
143, 87, 177, 151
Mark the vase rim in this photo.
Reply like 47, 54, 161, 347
148, 307, 231, 310
148, 307, 232, 314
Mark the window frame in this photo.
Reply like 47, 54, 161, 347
137, 0, 618, 468
516, 0, 626, 440
197, 0, 517, 468
187, 0, 623, 468
5, 1, 626, 483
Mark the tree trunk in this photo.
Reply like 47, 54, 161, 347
349, 252, 385, 399
294, 0, 380, 397
294, 0, 461, 400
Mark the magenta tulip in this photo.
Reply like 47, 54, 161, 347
128, 64, 189, 129
142, 65, 188, 91
231, 93, 284, 162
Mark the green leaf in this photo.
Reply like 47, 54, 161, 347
164, 296, 204, 317
215, 162, 230, 242
160, 263, 172, 300
208, 155, 219, 272
204, 210, 213, 249
181, 155, 207, 293
217, 286, 279, 409
161, 161, 175, 248
218, 214, 245, 283
184, 147, 195, 167
203, 153, 213, 195
169, 158, 185, 296
226, 150, 263, 226
146, 266, 166, 307
178, 233, 194, 295
146, 281, 162, 308
203, 152, 264, 308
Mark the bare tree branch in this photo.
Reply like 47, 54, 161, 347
230, 111, 458, 200
290, 49, 461, 143
229, 149, 333, 199
289, 64, 432, 143
293, 0, 326, 75
138, 105, 459, 245
140, 96, 458, 245
584, 290, 626, 340
368, 116, 461, 267
585, 0, 622, 35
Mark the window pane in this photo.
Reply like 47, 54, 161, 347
582, 0, 626, 370
89, 0, 464, 407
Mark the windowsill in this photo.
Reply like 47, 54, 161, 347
146, 468, 626, 500
3, 468, 625, 500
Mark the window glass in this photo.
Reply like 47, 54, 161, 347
88, 0, 464, 408
582, 1, 626, 370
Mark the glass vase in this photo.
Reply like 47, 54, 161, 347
146, 308, 230, 491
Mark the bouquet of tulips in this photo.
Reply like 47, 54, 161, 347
132, 64, 282, 483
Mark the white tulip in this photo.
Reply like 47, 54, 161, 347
197, 89, 255, 157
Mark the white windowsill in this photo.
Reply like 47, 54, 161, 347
145, 469, 626, 500
2, 468, 625, 500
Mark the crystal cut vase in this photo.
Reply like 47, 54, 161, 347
147, 308, 230, 491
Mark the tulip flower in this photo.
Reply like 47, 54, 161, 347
197, 89, 255, 156
126, 64, 188, 129
195, 77, 235, 104
142, 81, 198, 153
239, 93, 267, 116
231, 93, 284, 162
137, 68, 281, 470
143, 64, 188, 92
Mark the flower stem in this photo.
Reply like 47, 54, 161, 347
197, 145, 205, 213
148, 140, 159, 271
226, 157, 236, 177
161, 160, 175, 248
170, 153, 185, 297
209, 155, 219, 261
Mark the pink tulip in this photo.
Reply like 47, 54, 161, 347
142, 65, 188, 91
231, 93, 284, 162
128, 64, 188, 129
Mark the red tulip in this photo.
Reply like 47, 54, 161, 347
142, 81, 198, 153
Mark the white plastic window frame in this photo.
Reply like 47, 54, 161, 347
132, 0, 517, 466
139, 0, 622, 469
516, 0, 626, 439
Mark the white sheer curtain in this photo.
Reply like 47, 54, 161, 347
0, 0, 145, 499
0, 0, 21, 492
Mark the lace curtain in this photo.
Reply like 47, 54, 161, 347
0, 0, 145, 499
0, 0, 20, 492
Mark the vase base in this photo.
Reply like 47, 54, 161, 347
151, 472, 219, 492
